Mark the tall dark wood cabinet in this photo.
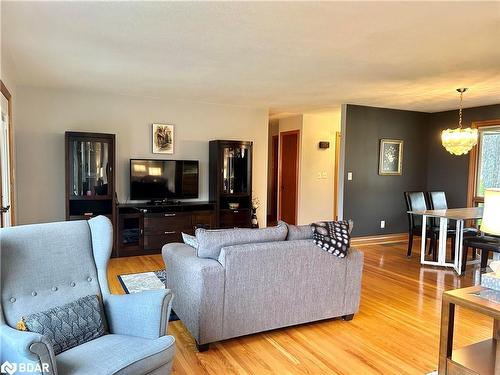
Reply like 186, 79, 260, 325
65, 132, 116, 230
209, 140, 253, 228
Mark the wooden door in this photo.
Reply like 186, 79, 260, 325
0, 81, 14, 227
333, 132, 341, 220
268, 135, 279, 223
279, 130, 299, 224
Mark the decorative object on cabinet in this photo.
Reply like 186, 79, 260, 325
152, 123, 174, 154
65, 131, 116, 225
251, 196, 260, 228
209, 140, 253, 228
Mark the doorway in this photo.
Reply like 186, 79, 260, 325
0, 81, 14, 227
279, 130, 299, 224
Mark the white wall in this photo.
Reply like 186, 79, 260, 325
15, 86, 269, 225
300, 112, 341, 224
276, 110, 341, 225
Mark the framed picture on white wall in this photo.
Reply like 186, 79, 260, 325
152, 123, 174, 154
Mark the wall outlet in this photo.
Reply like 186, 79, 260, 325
347, 172, 353, 181
380, 220, 385, 229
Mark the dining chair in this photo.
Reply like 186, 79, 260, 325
462, 236, 500, 273
404, 191, 437, 258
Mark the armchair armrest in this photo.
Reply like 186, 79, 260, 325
0, 324, 57, 375
104, 289, 173, 339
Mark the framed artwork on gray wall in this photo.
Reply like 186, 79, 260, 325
152, 123, 174, 154
379, 139, 403, 175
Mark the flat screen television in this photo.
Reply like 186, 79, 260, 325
130, 159, 199, 200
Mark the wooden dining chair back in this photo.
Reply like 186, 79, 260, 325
404, 191, 435, 257
427, 191, 448, 227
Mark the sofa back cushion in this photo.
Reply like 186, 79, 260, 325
196, 223, 288, 260
284, 223, 313, 241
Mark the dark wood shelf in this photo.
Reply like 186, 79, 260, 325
69, 195, 113, 201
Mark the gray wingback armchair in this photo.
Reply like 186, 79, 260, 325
0, 216, 175, 375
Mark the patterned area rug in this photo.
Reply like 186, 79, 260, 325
117, 269, 179, 321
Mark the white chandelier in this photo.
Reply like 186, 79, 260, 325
441, 88, 478, 156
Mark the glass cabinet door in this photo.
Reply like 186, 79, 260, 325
70, 139, 112, 197
222, 145, 250, 195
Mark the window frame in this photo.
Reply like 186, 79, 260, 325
467, 119, 500, 207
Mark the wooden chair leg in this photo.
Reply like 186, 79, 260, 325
451, 237, 456, 262
471, 247, 477, 260
432, 237, 438, 262
481, 249, 490, 269
407, 232, 413, 257
461, 247, 469, 275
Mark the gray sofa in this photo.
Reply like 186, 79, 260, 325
162, 224, 363, 351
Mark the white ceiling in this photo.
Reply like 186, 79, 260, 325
2, 1, 500, 114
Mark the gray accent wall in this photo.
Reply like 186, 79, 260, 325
343, 105, 429, 236
344, 103, 500, 237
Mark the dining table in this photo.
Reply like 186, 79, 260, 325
408, 207, 483, 275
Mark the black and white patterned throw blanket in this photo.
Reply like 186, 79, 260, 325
311, 220, 351, 257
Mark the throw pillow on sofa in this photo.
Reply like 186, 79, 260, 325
311, 220, 351, 258
182, 232, 199, 249
16, 295, 106, 355
196, 222, 288, 260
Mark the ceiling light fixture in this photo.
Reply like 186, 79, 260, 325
441, 88, 478, 156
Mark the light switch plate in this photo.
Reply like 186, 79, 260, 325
347, 172, 353, 181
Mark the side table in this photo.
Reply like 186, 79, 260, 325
439, 286, 500, 374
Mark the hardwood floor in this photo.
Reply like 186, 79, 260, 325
107, 241, 492, 374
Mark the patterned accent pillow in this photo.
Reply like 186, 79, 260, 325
182, 232, 199, 249
311, 220, 351, 258
18, 295, 106, 355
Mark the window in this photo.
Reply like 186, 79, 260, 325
468, 120, 500, 207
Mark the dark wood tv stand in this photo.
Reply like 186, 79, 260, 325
116, 201, 216, 257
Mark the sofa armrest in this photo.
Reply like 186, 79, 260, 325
343, 247, 364, 314
162, 243, 225, 345
104, 289, 173, 339
0, 324, 57, 375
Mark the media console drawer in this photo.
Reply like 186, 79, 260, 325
144, 213, 191, 234
116, 202, 216, 257
144, 233, 183, 250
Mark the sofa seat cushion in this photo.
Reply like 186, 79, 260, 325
56, 334, 175, 375
196, 222, 288, 259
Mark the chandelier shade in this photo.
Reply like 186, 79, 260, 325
441, 88, 478, 155
441, 127, 478, 155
